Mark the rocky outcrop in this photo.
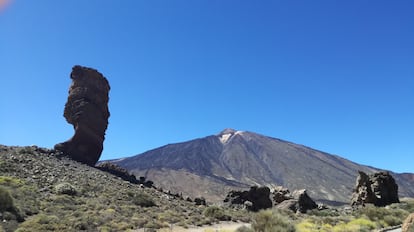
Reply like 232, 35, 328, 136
224, 186, 273, 211
55, 65, 110, 166
224, 186, 317, 213
351, 171, 399, 207
271, 186, 293, 204
96, 162, 154, 187
194, 197, 207, 206
275, 189, 317, 213
402, 213, 414, 232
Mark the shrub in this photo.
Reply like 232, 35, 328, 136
204, 206, 231, 221
54, 182, 77, 195
252, 209, 296, 232
346, 218, 376, 230
0, 187, 14, 212
383, 215, 401, 227
296, 220, 318, 232
15, 214, 66, 232
132, 192, 156, 207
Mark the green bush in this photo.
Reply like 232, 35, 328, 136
383, 215, 401, 227
132, 192, 156, 207
204, 206, 231, 221
0, 187, 14, 212
15, 214, 66, 232
252, 209, 296, 232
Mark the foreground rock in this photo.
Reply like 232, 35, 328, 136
55, 65, 110, 166
351, 171, 399, 207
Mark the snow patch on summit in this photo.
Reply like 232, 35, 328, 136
219, 133, 232, 143
218, 129, 244, 144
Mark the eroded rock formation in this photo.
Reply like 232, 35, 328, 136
351, 171, 399, 207
55, 65, 110, 166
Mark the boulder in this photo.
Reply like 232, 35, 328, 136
224, 186, 272, 211
55, 65, 110, 166
292, 189, 318, 213
351, 171, 399, 207
194, 197, 207, 206
275, 199, 298, 212
402, 213, 414, 232
275, 189, 317, 213
271, 186, 293, 204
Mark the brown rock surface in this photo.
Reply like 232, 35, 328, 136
275, 189, 317, 213
55, 65, 110, 166
402, 213, 414, 232
351, 171, 399, 206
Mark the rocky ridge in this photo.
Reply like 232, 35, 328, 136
0, 145, 248, 231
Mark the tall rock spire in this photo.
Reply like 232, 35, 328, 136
55, 65, 110, 166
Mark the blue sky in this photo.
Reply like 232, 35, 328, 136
0, 1, 413, 173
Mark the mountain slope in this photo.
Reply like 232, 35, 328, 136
113, 129, 414, 204
0, 145, 245, 231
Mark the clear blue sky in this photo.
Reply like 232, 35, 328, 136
1, 1, 413, 173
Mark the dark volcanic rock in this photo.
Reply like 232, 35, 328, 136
292, 189, 318, 213
96, 162, 139, 184
351, 171, 399, 207
194, 197, 207, 206
224, 186, 272, 211
55, 65, 110, 166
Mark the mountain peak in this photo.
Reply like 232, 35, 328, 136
217, 128, 244, 144
112, 129, 414, 203
219, 128, 238, 135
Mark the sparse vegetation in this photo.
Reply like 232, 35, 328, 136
204, 205, 231, 221
354, 204, 409, 227
131, 192, 156, 207
294, 200, 414, 231
251, 209, 296, 232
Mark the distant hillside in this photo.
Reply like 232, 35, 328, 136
112, 129, 414, 204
